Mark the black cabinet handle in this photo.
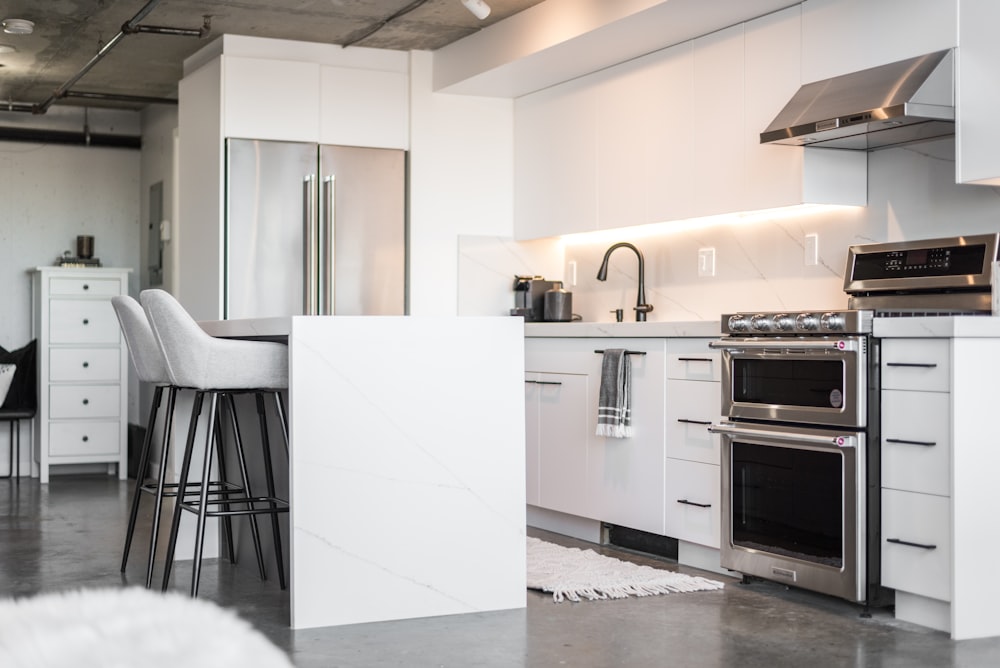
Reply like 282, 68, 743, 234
82, 398, 89, 406
676, 499, 711, 508
594, 349, 647, 356
677, 357, 713, 362
886, 538, 937, 550
82, 284, 90, 291
886, 362, 937, 368
885, 438, 936, 447
676, 418, 712, 426
82, 318, 90, 325
82, 435, 89, 442
524, 380, 562, 386
82, 361, 90, 368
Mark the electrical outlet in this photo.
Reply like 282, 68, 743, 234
698, 248, 716, 277
805, 234, 819, 266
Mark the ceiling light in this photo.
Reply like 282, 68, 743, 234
461, 0, 491, 20
2, 18, 34, 35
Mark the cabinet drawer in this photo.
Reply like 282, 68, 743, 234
49, 385, 120, 419
664, 458, 720, 548
881, 339, 950, 392
49, 299, 121, 344
882, 390, 951, 496
49, 277, 121, 297
667, 352, 720, 381
882, 488, 951, 602
49, 421, 121, 457
49, 348, 121, 382
666, 379, 720, 465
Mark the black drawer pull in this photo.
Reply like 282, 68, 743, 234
524, 380, 562, 386
82, 284, 90, 291
82, 435, 89, 442
676, 499, 711, 508
594, 349, 646, 355
82, 398, 90, 406
82, 361, 90, 368
82, 318, 90, 325
887, 538, 937, 550
676, 418, 712, 426
677, 357, 713, 362
885, 438, 936, 447
886, 362, 938, 368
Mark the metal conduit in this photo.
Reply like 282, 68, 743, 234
64, 90, 178, 106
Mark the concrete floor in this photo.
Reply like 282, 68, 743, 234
2, 474, 999, 667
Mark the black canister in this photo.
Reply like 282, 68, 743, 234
543, 288, 573, 322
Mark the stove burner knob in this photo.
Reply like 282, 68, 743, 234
750, 314, 772, 331
773, 313, 794, 332
727, 314, 750, 332
796, 313, 819, 331
821, 312, 846, 331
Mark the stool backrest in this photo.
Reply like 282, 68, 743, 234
140, 289, 215, 389
111, 296, 170, 386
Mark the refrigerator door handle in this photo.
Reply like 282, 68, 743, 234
303, 174, 318, 315
321, 175, 335, 316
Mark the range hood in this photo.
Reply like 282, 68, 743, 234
761, 50, 954, 150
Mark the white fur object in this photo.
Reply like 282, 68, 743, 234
527, 537, 725, 603
0, 587, 293, 668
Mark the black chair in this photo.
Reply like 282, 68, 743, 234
0, 340, 38, 482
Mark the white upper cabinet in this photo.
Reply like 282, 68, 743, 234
801, 0, 957, 82
319, 66, 409, 149
514, 78, 599, 238
692, 24, 746, 217
956, 0, 1000, 185
223, 56, 321, 142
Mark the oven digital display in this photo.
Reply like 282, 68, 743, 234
851, 243, 987, 280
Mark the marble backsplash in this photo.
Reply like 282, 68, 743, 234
458, 138, 1000, 324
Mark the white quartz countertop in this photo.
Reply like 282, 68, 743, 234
524, 320, 721, 338
874, 315, 1000, 338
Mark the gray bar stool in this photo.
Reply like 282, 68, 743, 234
140, 289, 289, 597
112, 295, 248, 588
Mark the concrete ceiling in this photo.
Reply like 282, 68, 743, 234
0, 0, 544, 111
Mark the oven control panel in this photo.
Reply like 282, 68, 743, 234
723, 310, 873, 335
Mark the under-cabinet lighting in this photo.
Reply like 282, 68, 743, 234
558, 204, 862, 245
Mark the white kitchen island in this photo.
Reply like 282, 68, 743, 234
200, 315, 527, 629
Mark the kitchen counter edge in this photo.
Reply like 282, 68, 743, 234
524, 320, 720, 338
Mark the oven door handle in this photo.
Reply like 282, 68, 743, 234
708, 423, 858, 448
709, 339, 859, 352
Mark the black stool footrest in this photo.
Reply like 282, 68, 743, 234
139, 480, 244, 499
177, 496, 290, 517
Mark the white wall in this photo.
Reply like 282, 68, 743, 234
408, 50, 515, 316
0, 132, 141, 476
459, 137, 1000, 322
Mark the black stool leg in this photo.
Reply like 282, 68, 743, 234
273, 391, 289, 457
145, 386, 177, 588
223, 393, 268, 582
121, 385, 163, 572
212, 402, 237, 565
256, 392, 286, 590
191, 393, 220, 597
162, 391, 204, 592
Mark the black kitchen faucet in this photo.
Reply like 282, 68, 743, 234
596, 242, 653, 322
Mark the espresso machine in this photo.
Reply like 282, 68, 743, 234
510, 275, 563, 322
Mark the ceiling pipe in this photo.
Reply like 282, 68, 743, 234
63, 90, 177, 106
341, 0, 429, 47
0, 126, 141, 148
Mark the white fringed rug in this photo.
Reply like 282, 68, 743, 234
527, 537, 725, 603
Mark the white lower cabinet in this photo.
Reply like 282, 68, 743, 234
881, 488, 952, 604
525, 336, 721, 551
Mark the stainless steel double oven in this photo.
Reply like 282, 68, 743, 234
710, 312, 877, 603
708, 233, 1000, 605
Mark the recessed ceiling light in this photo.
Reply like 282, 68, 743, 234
2, 19, 34, 35
0, 44, 16, 54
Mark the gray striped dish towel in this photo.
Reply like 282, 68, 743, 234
596, 349, 632, 438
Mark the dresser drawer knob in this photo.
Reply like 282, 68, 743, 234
82, 361, 89, 368
82, 435, 89, 442
82, 318, 90, 325
82, 398, 89, 406
83, 284, 90, 291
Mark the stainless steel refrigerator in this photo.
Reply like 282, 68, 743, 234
225, 138, 406, 319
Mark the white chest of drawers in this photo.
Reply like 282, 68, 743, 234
31, 267, 131, 483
